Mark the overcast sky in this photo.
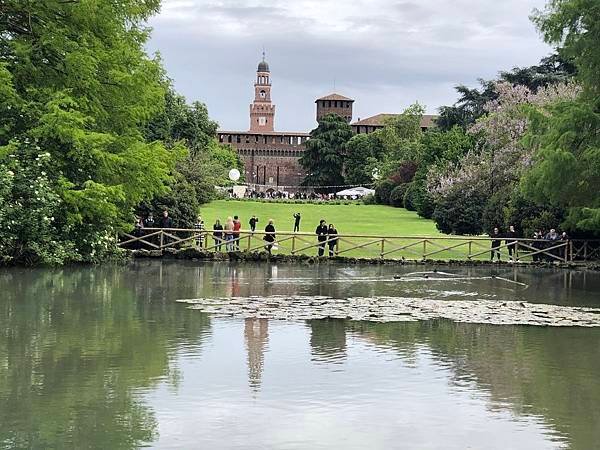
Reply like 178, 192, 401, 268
147, 0, 552, 132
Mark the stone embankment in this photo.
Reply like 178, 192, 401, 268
128, 248, 600, 270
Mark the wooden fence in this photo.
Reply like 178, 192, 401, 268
117, 228, 600, 263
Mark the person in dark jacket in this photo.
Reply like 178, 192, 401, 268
143, 213, 155, 228
327, 224, 338, 256
159, 210, 173, 228
213, 219, 223, 251
249, 215, 258, 233
505, 225, 517, 261
490, 227, 502, 261
315, 220, 328, 256
293, 213, 301, 232
263, 219, 276, 254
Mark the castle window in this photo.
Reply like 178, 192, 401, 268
236, 135, 241, 143
245, 135, 250, 143
255, 135, 259, 143
260, 90, 266, 98
228, 135, 232, 143
259, 117, 266, 126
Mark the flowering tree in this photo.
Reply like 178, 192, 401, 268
426, 81, 580, 234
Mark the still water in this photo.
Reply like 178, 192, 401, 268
1, 261, 599, 449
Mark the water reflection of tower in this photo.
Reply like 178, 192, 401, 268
244, 318, 269, 391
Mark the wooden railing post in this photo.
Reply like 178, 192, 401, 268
515, 241, 519, 262
380, 239, 385, 258
423, 240, 427, 260
159, 231, 164, 249
247, 233, 252, 251
291, 235, 296, 254
569, 240, 573, 262
468, 241, 472, 260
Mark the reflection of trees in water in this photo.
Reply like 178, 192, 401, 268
307, 319, 347, 363
244, 319, 269, 392
346, 320, 600, 450
0, 265, 212, 449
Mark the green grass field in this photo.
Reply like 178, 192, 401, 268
199, 200, 442, 237
183, 200, 535, 261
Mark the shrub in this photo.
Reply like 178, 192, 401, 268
390, 184, 409, 208
374, 179, 396, 205
432, 185, 487, 235
388, 161, 418, 185
362, 194, 376, 205
407, 179, 435, 218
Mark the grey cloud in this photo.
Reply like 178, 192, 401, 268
149, 0, 551, 131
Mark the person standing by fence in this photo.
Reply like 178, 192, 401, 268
194, 215, 204, 247
233, 215, 241, 250
316, 220, 328, 256
224, 217, 234, 251
505, 225, 517, 261
327, 224, 338, 256
490, 227, 502, 261
263, 219, 276, 254
213, 219, 223, 251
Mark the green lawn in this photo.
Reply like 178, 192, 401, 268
199, 200, 442, 236
184, 200, 529, 261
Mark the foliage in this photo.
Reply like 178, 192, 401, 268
505, 192, 567, 237
389, 184, 409, 208
432, 185, 487, 235
428, 81, 580, 234
532, 0, 599, 99
141, 176, 199, 228
144, 86, 218, 154
521, 98, 600, 231
437, 53, 576, 131
375, 104, 425, 177
0, 0, 177, 264
345, 134, 380, 185
300, 114, 354, 190
405, 179, 434, 218
523, 0, 600, 232
374, 180, 396, 206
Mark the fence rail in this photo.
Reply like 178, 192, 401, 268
117, 228, 600, 263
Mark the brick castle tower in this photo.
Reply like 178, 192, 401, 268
249, 53, 275, 132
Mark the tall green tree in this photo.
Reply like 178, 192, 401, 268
345, 133, 382, 185
0, 0, 177, 264
522, 0, 600, 232
300, 114, 353, 190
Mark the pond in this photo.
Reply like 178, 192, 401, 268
1, 261, 599, 449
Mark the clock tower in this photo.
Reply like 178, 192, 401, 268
249, 53, 275, 132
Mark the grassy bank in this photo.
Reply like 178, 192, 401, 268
199, 200, 442, 236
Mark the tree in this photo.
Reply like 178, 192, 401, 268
522, 0, 600, 232
144, 85, 218, 155
0, 0, 178, 264
345, 134, 381, 185
300, 114, 353, 190
437, 53, 576, 131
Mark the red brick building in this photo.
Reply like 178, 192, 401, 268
351, 113, 437, 134
217, 56, 438, 192
218, 56, 310, 191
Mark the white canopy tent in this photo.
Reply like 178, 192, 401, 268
335, 187, 375, 197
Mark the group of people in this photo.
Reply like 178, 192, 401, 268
239, 190, 360, 201
208, 213, 338, 256
134, 210, 174, 230
489, 226, 569, 261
